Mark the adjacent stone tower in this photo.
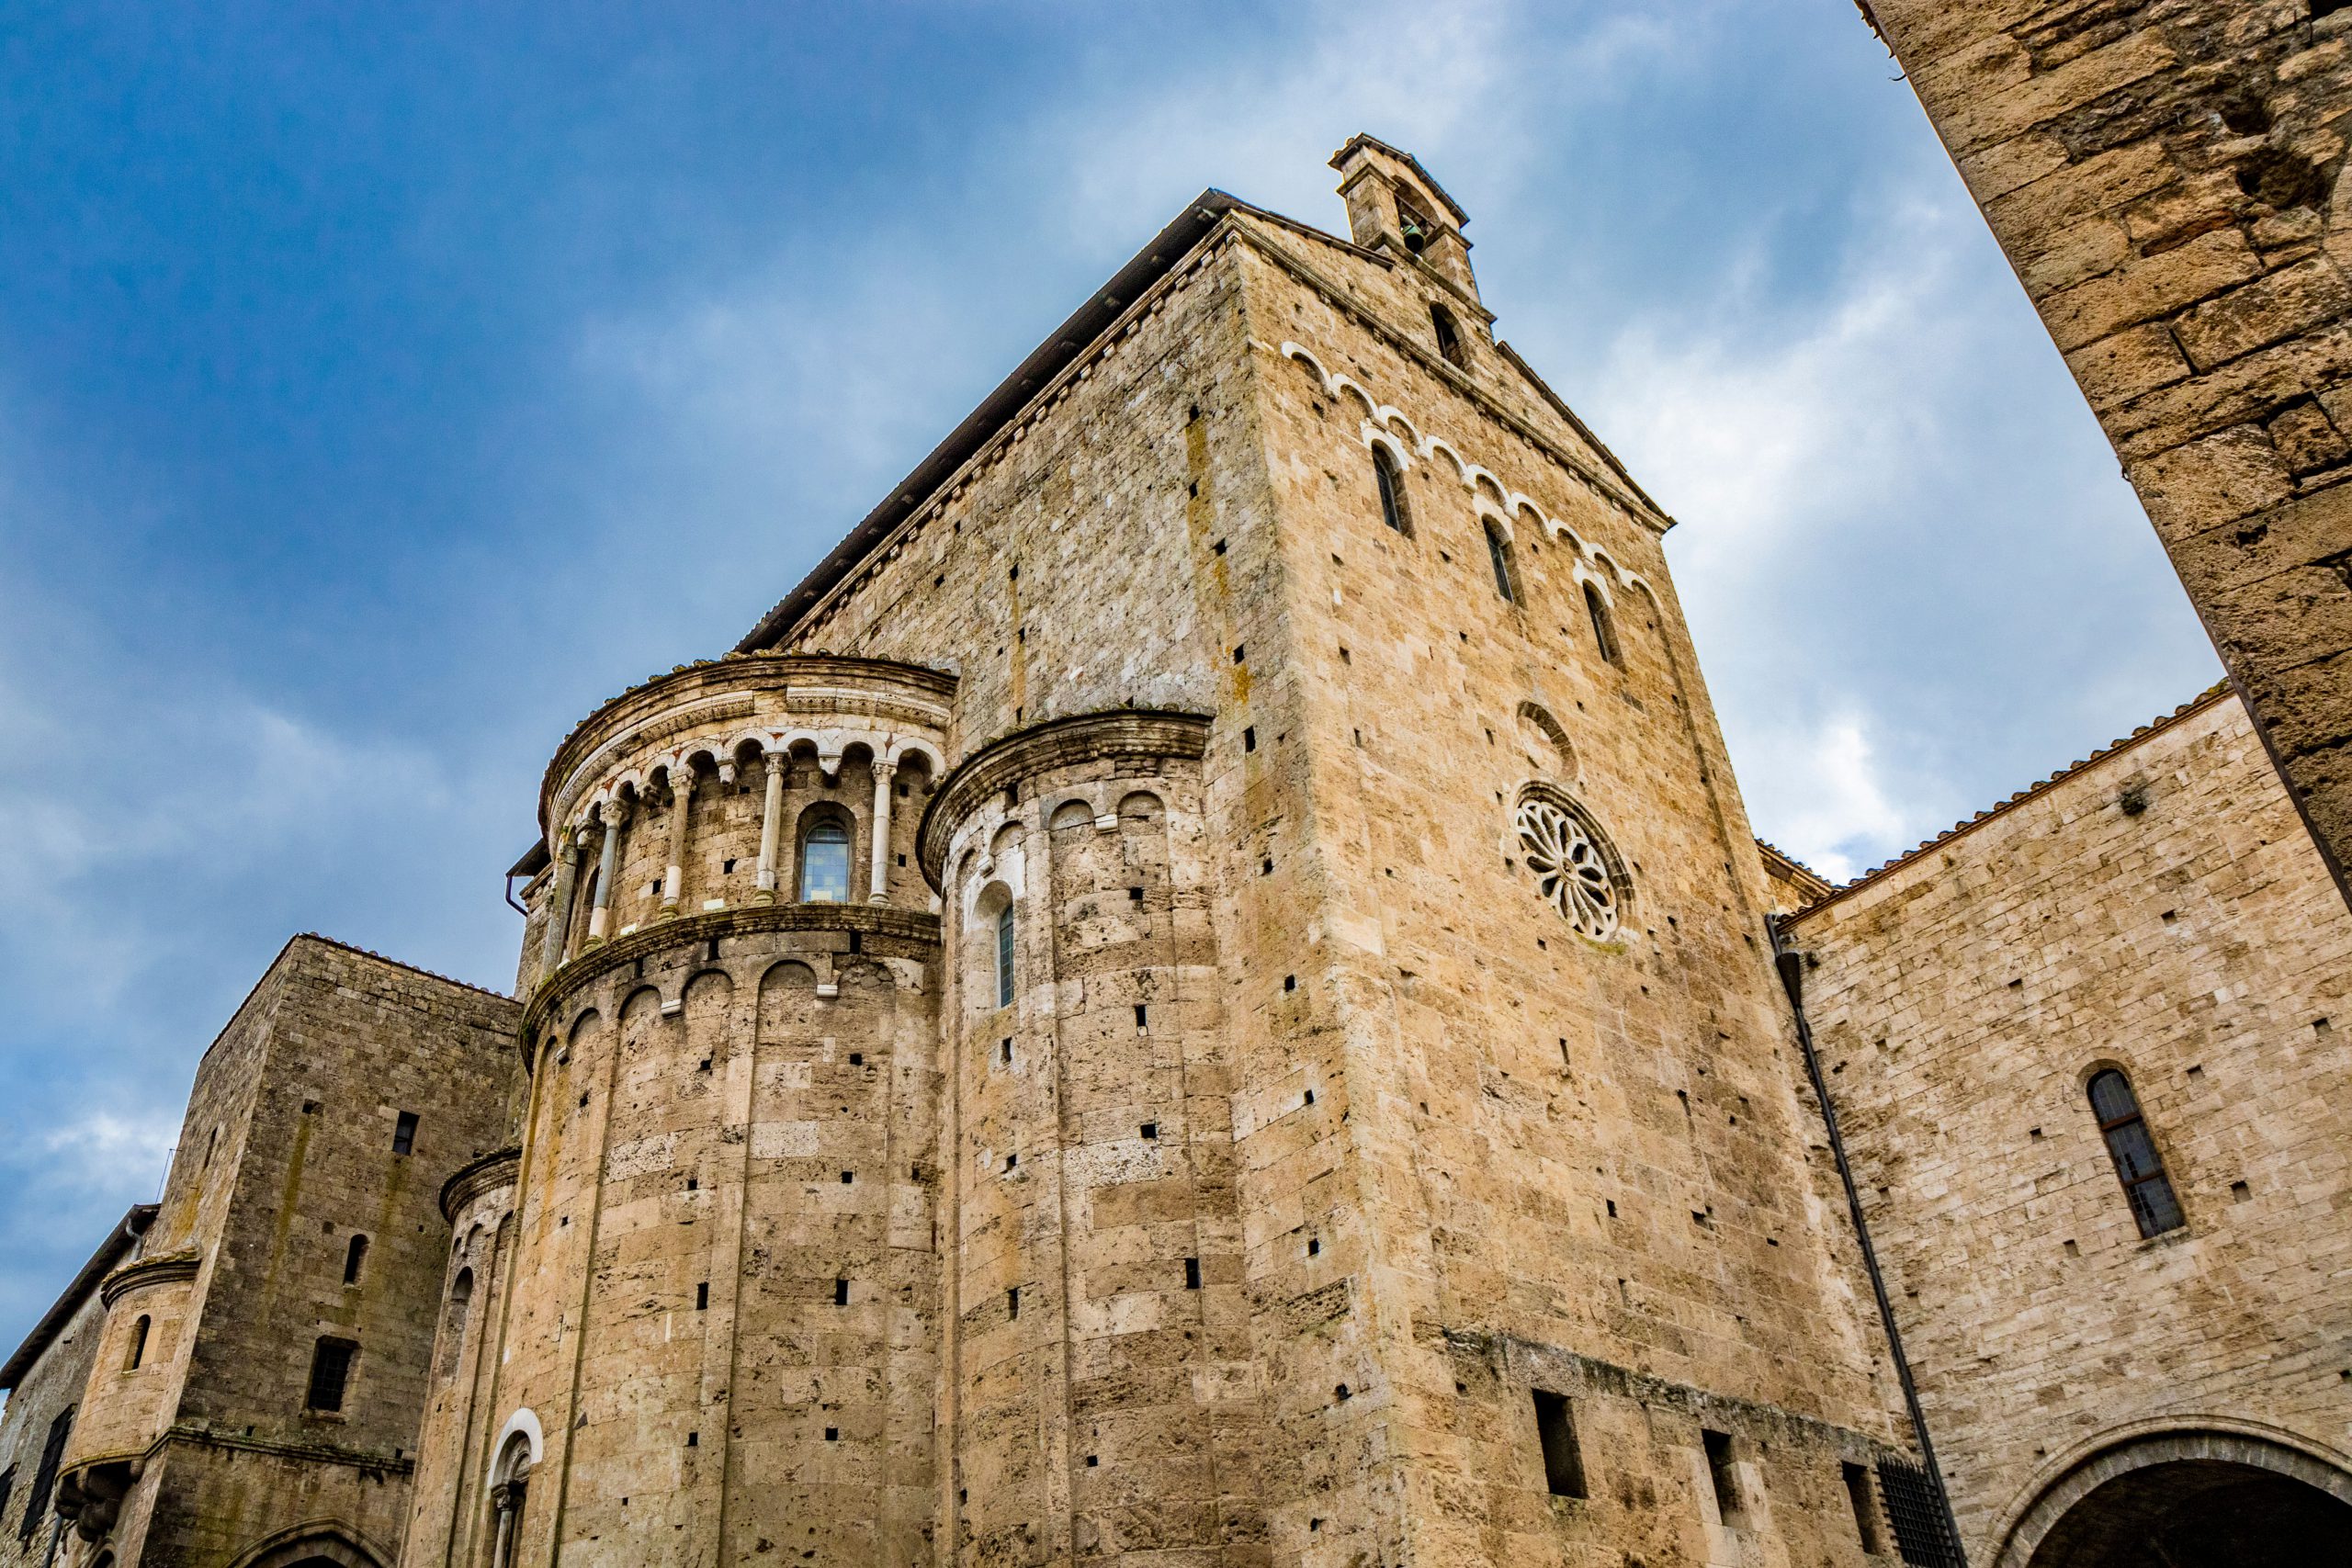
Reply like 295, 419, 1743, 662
1859, 0, 2352, 908
399, 140, 1930, 1568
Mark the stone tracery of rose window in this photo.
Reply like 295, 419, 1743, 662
1513, 786, 1627, 943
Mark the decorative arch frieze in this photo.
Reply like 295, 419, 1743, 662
1280, 338, 1654, 598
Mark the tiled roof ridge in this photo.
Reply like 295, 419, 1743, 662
291, 931, 516, 1004
1792, 682, 2235, 917
1754, 838, 1830, 884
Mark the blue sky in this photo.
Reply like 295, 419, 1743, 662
0, 1, 2218, 1349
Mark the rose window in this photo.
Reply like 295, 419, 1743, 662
1513, 790, 1625, 942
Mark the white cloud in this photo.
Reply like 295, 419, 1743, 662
39, 1111, 182, 1194
1739, 710, 1912, 883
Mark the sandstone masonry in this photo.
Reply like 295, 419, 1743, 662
1860, 0, 2352, 905
5, 133, 2346, 1568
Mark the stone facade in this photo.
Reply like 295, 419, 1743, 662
1859, 0, 2352, 905
1787, 687, 2352, 1564
10, 133, 2348, 1567
38, 936, 520, 1567
0, 1210, 153, 1568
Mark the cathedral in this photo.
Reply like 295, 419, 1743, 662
1, 126, 2346, 1568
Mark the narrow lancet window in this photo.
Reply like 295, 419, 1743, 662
1583, 582, 1619, 666
995, 902, 1016, 1009
1373, 446, 1409, 535
1432, 302, 1467, 368
1486, 522, 1516, 603
124, 1316, 150, 1371
344, 1235, 368, 1285
2087, 1068, 2184, 1237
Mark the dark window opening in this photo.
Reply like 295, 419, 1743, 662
1134, 1004, 1148, 1030
1583, 583, 1620, 666
1532, 1390, 1587, 1498
995, 903, 1016, 1009
344, 1235, 368, 1285
1007, 1287, 1020, 1320
1243, 727, 1257, 752
1702, 1429, 1745, 1527
125, 1315, 151, 1371
834, 1278, 849, 1305
1876, 1457, 1961, 1567
1373, 446, 1410, 535
21, 1408, 71, 1541
306, 1337, 357, 1413
1140, 1122, 1159, 1140
696, 1281, 709, 1311
1843, 1461, 1883, 1555
1183, 1257, 1202, 1290
392, 1111, 418, 1156
2088, 1068, 2185, 1237
1485, 523, 1516, 603
1432, 303, 1467, 368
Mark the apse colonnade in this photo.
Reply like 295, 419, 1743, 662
534, 715, 950, 980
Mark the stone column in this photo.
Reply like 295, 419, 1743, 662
585, 801, 628, 945
867, 760, 897, 904
490, 1479, 524, 1568
754, 750, 786, 905
660, 770, 695, 919
537, 828, 587, 980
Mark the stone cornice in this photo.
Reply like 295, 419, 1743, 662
439, 1148, 522, 1223
99, 1251, 200, 1309
918, 710, 1213, 890
519, 900, 942, 1057
68, 1422, 416, 1483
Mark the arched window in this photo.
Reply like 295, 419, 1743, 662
124, 1315, 150, 1371
2087, 1069, 2184, 1237
1373, 446, 1410, 536
344, 1235, 368, 1285
1582, 581, 1620, 666
798, 818, 851, 904
994, 902, 1016, 1009
1485, 522, 1516, 603
437, 1268, 475, 1381
490, 1430, 535, 1568
1431, 303, 1466, 368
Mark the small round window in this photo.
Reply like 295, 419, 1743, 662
1513, 785, 1629, 943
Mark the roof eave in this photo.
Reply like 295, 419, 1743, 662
733, 189, 1246, 654
0, 1205, 157, 1391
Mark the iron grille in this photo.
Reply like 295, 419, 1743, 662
1877, 1456, 1962, 1567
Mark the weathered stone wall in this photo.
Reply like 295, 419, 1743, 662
1788, 689, 2352, 1561
52, 937, 520, 1567
1216, 171, 1912, 1567
1862, 0, 2352, 903
720, 141, 1923, 1566
398, 1151, 517, 1568
922, 715, 1269, 1566
432, 660, 951, 1568
0, 1261, 119, 1565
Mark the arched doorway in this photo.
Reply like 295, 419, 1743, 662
2005, 1430, 2352, 1568
223, 1521, 390, 1568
